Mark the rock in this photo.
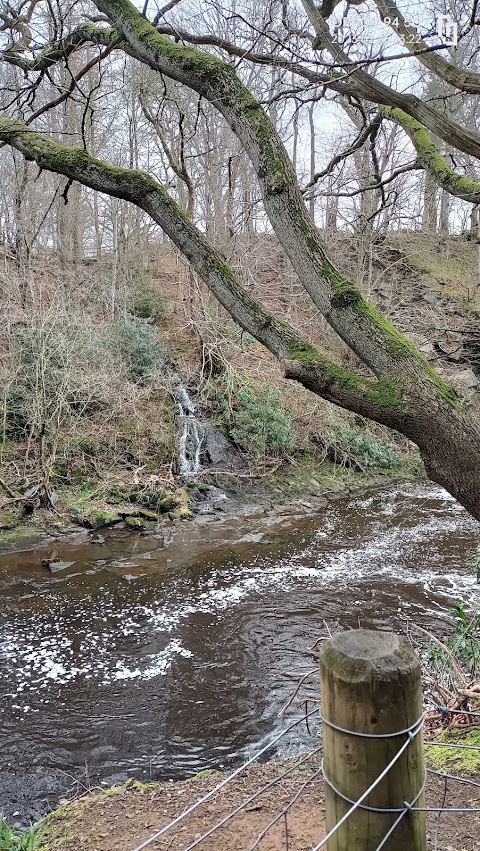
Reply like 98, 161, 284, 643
46, 560, 76, 573
124, 516, 145, 530
449, 367, 478, 399
187, 481, 210, 493
237, 532, 264, 543
418, 342, 435, 358
158, 491, 178, 512
0, 527, 53, 555
138, 507, 158, 521
116, 507, 140, 518
82, 511, 122, 530
41, 557, 60, 568
202, 426, 244, 469
170, 488, 193, 520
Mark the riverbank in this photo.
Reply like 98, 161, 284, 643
35, 743, 480, 851
0, 453, 420, 556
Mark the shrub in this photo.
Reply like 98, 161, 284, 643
325, 424, 398, 469
428, 601, 480, 687
224, 385, 295, 457
5, 313, 120, 439
111, 316, 164, 384
128, 282, 167, 322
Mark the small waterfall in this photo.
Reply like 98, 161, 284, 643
175, 386, 205, 476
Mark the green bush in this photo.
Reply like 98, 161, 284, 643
111, 316, 164, 384
128, 282, 167, 322
326, 424, 398, 468
224, 386, 295, 456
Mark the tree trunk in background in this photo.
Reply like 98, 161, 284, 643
325, 192, 338, 233
13, 155, 30, 279
438, 189, 450, 236
57, 178, 83, 265
308, 103, 316, 222
422, 171, 438, 233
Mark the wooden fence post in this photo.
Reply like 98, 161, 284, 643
319, 629, 426, 851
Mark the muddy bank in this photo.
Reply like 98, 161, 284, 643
37, 756, 480, 851
0, 461, 415, 556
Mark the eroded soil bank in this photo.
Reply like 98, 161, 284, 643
37, 758, 480, 851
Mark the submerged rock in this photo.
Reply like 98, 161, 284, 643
0, 526, 52, 555
46, 560, 76, 573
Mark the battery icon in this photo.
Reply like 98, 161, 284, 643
436, 14, 458, 47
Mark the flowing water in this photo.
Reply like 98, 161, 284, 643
175, 386, 204, 475
1, 483, 480, 825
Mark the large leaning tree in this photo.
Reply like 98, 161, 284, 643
2, 0, 480, 516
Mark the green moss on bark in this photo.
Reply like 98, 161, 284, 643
353, 299, 459, 405
354, 300, 416, 357
286, 341, 404, 409
381, 106, 480, 203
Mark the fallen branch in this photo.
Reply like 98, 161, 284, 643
0, 476, 18, 499
277, 668, 319, 718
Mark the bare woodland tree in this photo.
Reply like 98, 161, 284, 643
3, 0, 480, 517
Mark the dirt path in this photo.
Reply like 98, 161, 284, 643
39, 758, 480, 851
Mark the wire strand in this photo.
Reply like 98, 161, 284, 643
308, 715, 425, 851
182, 747, 323, 851
129, 707, 319, 851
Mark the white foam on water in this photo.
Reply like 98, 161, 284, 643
2, 485, 479, 698
112, 640, 193, 681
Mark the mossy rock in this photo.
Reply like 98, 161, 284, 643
116, 506, 140, 518
187, 481, 210, 493
0, 525, 51, 554
124, 515, 145, 530
170, 488, 193, 520
158, 490, 178, 512
82, 511, 122, 530
425, 728, 480, 773
138, 507, 158, 520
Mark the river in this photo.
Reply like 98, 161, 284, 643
1, 483, 479, 825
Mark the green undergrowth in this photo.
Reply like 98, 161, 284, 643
218, 383, 295, 457
0, 818, 38, 850
425, 729, 480, 773
263, 450, 417, 499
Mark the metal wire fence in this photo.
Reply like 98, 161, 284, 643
127, 704, 480, 851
